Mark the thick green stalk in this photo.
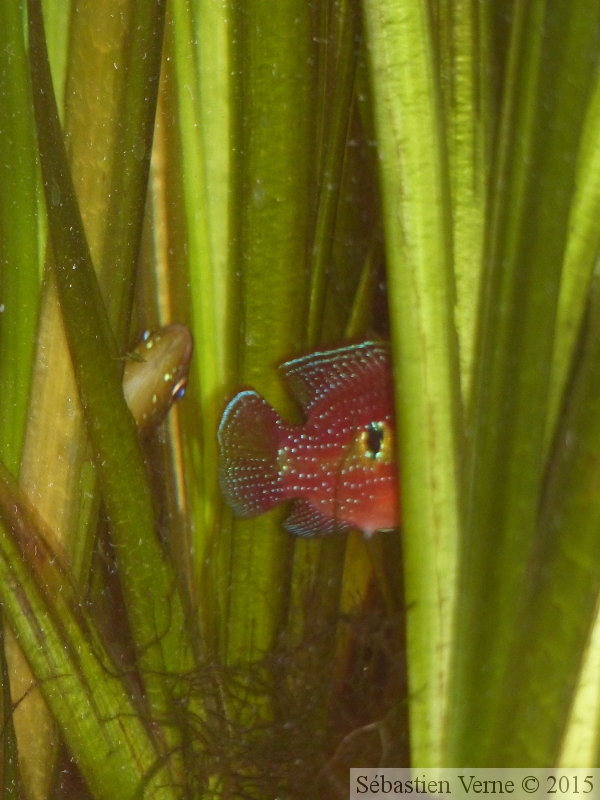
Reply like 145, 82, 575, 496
0, 0, 40, 476
0, 3, 43, 791
490, 271, 600, 764
168, 0, 235, 646
0, 623, 19, 799
223, 0, 314, 665
546, 72, 600, 453
42, 0, 71, 113
27, 0, 193, 755
437, 0, 491, 402
362, 0, 462, 767
0, 463, 179, 800
98, 0, 167, 345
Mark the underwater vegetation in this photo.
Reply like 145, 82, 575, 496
0, 0, 600, 798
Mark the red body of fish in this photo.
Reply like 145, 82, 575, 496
217, 341, 399, 537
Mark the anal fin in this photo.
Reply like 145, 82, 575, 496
283, 499, 350, 537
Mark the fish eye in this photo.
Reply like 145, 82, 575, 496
350, 420, 394, 465
171, 377, 187, 401
364, 421, 384, 459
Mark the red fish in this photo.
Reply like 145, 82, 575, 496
217, 341, 399, 537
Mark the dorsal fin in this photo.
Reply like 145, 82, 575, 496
279, 341, 390, 413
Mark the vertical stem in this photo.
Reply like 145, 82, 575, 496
362, 0, 462, 766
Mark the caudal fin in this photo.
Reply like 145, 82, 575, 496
218, 390, 285, 518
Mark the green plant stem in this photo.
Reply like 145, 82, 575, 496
489, 271, 600, 764
0, 462, 179, 800
546, 71, 600, 454
362, 0, 462, 767
98, 0, 167, 346
27, 0, 194, 765
0, 0, 40, 476
168, 0, 235, 647
222, 0, 314, 667
437, 0, 491, 402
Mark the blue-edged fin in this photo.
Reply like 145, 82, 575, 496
280, 341, 390, 413
284, 499, 351, 537
218, 390, 285, 517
